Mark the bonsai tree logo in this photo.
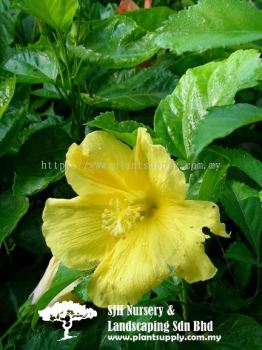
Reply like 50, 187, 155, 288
38, 301, 97, 341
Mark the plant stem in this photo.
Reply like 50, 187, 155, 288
180, 280, 188, 321
56, 30, 82, 140
175, 277, 188, 321
30, 17, 38, 43
38, 23, 67, 99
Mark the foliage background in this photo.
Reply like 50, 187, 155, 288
0, 0, 262, 349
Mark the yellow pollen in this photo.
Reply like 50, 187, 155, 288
101, 198, 144, 237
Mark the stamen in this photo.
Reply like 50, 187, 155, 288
101, 198, 144, 237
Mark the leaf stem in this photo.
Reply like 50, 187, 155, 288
176, 278, 188, 321
3, 240, 10, 256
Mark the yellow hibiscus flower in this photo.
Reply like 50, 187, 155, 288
42, 128, 228, 307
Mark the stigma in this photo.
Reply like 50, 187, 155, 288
101, 197, 145, 237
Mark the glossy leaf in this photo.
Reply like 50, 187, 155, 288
31, 84, 61, 99
87, 112, 144, 147
68, 16, 159, 69
0, 2, 19, 62
154, 50, 262, 158
16, 0, 78, 31
225, 242, 257, 265
0, 13, 15, 50
224, 181, 259, 201
0, 77, 16, 119
78, 0, 116, 21
221, 180, 262, 257
192, 104, 262, 159
73, 274, 92, 302
124, 7, 174, 31
7, 109, 63, 155
0, 193, 29, 245
154, 96, 185, 158
208, 314, 262, 349
82, 66, 178, 111
0, 108, 26, 157
212, 145, 262, 187
156, 0, 262, 54
13, 127, 72, 196
187, 149, 229, 202
4, 50, 58, 84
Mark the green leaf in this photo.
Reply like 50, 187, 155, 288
208, 314, 262, 350
78, 0, 116, 21
33, 264, 85, 326
123, 7, 175, 31
82, 66, 178, 111
212, 145, 262, 187
0, 192, 29, 245
192, 104, 262, 159
15, 209, 49, 254
0, 77, 16, 119
87, 112, 145, 147
150, 277, 179, 304
225, 241, 257, 264
31, 83, 61, 99
154, 97, 185, 158
16, 0, 78, 31
0, 2, 19, 62
187, 149, 229, 202
0, 108, 26, 157
68, 16, 159, 69
156, 0, 262, 55
73, 274, 92, 302
4, 49, 58, 84
210, 281, 246, 312
13, 127, 72, 196
9, 107, 63, 155
5, 325, 79, 350
224, 181, 259, 201
232, 261, 252, 291
221, 180, 262, 257
154, 50, 262, 158
36, 264, 84, 310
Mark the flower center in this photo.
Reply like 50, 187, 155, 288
101, 198, 145, 237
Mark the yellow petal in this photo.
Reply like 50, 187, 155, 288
88, 200, 226, 307
42, 197, 112, 270
130, 128, 188, 200
65, 131, 132, 197
172, 200, 229, 238
88, 219, 172, 307
166, 199, 229, 282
